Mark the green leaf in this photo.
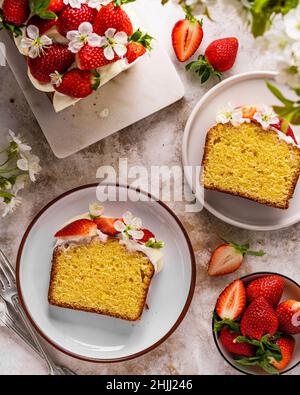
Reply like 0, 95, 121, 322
114, 0, 136, 6
213, 317, 240, 333
221, 238, 266, 257
30, 0, 57, 19
129, 29, 154, 51
267, 82, 294, 106
0, 190, 14, 200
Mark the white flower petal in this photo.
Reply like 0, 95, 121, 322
122, 211, 133, 226
114, 220, 126, 232
66, 30, 80, 41
17, 158, 29, 171
113, 43, 127, 58
68, 40, 84, 53
40, 35, 52, 46
28, 46, 40, 59
98, 36, 109, 47
79, 22, 93, 35
104, 45, 114, 60
105, 28, 116, 39
27, 25, 39, 40
130, 216, 142, 229
128, 230, 144, 240
114, 31, 128, 45
89, 203, 104, 217
87, 33, 102, 47
20, 37, 34, 50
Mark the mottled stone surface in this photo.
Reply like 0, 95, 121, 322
0, 0, 299, 375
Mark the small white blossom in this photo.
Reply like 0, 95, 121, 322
50, 71, 63, 87
13, 174, 29, 194
114, 211, 144, 240
216, 104, 249, 127
275, 57, 300, 89
20, 25, 52, 59
87, 0, 110, 10
99, 28, 128, 60
17, 152, 42, 182
89, 202, 104, 218
63, 0, 86, 8
67, 22, 102, 53
8, 130, 31, 153
253, 105, 279, 129
284, 6, 300, 40
2, 197, 22, 217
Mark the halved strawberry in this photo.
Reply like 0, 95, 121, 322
139, 229, 155, 244
94, 217, 121, 236
208, 240, 265, 276
55, 219, 97, 238
171, 8, 203, 62
216, 279, 246, 321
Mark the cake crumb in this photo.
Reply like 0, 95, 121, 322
99, 108, 109, 118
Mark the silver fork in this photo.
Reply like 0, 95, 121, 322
0, 249, 76, 375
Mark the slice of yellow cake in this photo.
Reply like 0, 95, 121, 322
202, 122, 300, 209
48, 207, 164, 321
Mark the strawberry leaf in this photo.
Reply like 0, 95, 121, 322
30, 0, 57, 19
114, 0, 136, 6
186, 55, 221, 83
0, 10, 23, 36
129, 29, 153, 51
221, 238, 266, 257
214, 316, 240, 333
91, 71, 101, 91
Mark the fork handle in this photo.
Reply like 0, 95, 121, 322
12, 295, 63, 376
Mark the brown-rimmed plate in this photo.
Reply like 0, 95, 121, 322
16, 184, 196, 362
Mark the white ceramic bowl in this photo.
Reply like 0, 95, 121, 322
213, 272, 300, 375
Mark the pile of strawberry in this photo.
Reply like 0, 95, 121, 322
0, 0, 152, 99
214, 275, 300, 374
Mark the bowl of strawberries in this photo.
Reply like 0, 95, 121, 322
213, 272, 300, 375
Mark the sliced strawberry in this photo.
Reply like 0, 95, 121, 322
55, 219, 97, 238
271, 336, 295, 371
94, 217, 121, 236
139, 229, 155, 244
172, 14, 203, 62
216, 279, 246, 321
241, 105, 257, 119
219, 326, 255, 357
208, 244, 243, 276
246, 275, 284, 307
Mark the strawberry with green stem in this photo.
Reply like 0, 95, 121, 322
186, 37, 239, 83
126, 29, 153, 64
172, 4, 203, 62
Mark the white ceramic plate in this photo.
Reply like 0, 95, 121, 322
213, 272, 300, 375
182, 71, 300, 231
16, 184, 195, 362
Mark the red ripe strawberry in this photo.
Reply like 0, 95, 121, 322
54, 69, 100, 99
246, 275, 284, 307
93, 1, 133, 37
271, 119, 298, 145
27, 15, 57, 35
276, 300, 300, 335
2, 0, 30, 26
219, 327, 255, 357
28, 43, 75, 83
55, 219, 97, 238
186, 37, 239, 83
94, 217, 121, 236
77, 44, 119, 70
171, 10, 203, 62
139, 229, 155, 244
57, 4, 97, 37
216, 279, 246, 321
126, 42, 146, 64
271, 336, 295, 371
240, 297, 279, 340
48, 0, 64, 13
208, 240, 265, 276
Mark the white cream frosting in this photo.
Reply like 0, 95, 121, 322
12, 6, 147, 112
56, 212, 164, 273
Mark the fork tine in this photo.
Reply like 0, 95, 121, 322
0, 250, 16, 281
0, 250, 16, 286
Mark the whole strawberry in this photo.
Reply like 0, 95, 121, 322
54, 69, 100, 99
276, 300, 300, 335
28, 44, 75, 83
2, 0, 30, 26
77, 44, 119, 70
48, 0, 64, 13
126, 29, 153, 64
186, 37, 239, 83
57, 4, 97, 37
246, 275, 284, 307
271, 336, 295, 371
240, 297, 278, 340
219, 326, 255, 357
93, 0, 133, 37
27, 15, 57, 35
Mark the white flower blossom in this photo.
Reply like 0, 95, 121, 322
87, 0, 110, 10
8, 130, 31, 153
284, 6, 300, 40
20, 25, 52, 59
275, 57, 300, 89
216, 104, 249, 127
89, 202, 104, 218
99, 28, 128, 60
50, 71, 63, 87
12, 174, 29, 194
63, 0, 86, 8
67, 22, 102, 53
2, 197, 22, 217
17, 152, 42, 182
114, 211, 144, 240
253, 105, 279, 129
